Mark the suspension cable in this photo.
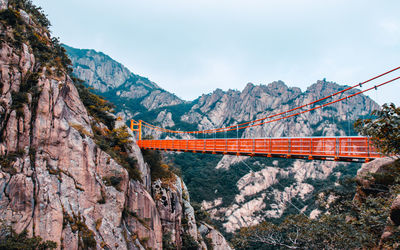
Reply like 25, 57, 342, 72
138, 67, 400, 135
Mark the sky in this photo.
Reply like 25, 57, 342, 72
33, 0, 400, 105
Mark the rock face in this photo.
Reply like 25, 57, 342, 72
0, 2, 230, 249
353, 157, 400, 248
152, 178, 184, 247
199, 223, 232, 250
354, 157, 396, 202
152, 177, 233, 250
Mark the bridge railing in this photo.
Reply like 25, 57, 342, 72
137, 136, 381, 161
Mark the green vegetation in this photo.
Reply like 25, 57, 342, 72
191, 202, 213, 226
0, 221, 57, 249
102, 175, 123, 191
0, 151, 24, 175
162, 232, 176, 250
122, 209, 150, 230
72, 76, 142, 183
169, 154, 299, 206
7, 0, 50, 28
142, 149, 177, 185
355, 103, 400, 156
181, 233, 200, 250
204, 237, 213, 250
7, 71, 41, 120
63, 212, 96, 249
10, 91, 28, 117
74, 80, 115, 128
92, 124, 141, 182
169, 153, 230, 204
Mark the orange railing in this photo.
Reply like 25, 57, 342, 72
137, 137, 381, 162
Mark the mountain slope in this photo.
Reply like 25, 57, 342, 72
65, 45, 380, 234
64, 44, 184, 115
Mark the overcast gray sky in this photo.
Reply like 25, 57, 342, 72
33, 0, 400, 105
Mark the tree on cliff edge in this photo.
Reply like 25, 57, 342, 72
355, 103, 400, 157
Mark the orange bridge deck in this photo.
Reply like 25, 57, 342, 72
137, 136, 380, 162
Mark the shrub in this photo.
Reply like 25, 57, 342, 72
92, 124, 141, 182
181, 233, 199, 250
1, 1, 71, 72
20, 72, 39, 93
69, 123, 92, 138
102, 175, 123, 191
95, 218, 102, 231
97, 189, 106, 204
0, 221, 57, 249
11, 91, 28, 117
75, 83, 115, 128
8, 0, 51, 28
63, 213, 96, 249
0, 152, 23, 175
191, 202, 212, 225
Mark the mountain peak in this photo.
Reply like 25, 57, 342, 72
267, 80, 288, 90
65, 45, 184, 111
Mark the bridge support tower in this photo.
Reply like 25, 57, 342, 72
130, 120, 142, 140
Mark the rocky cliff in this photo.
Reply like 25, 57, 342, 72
0, 1, 231, 249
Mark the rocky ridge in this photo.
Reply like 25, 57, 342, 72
168, 80, 378, 232
64, 45, 184, 113
0, 1, 231, 249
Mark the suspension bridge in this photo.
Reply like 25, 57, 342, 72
131, 66, 400, 163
